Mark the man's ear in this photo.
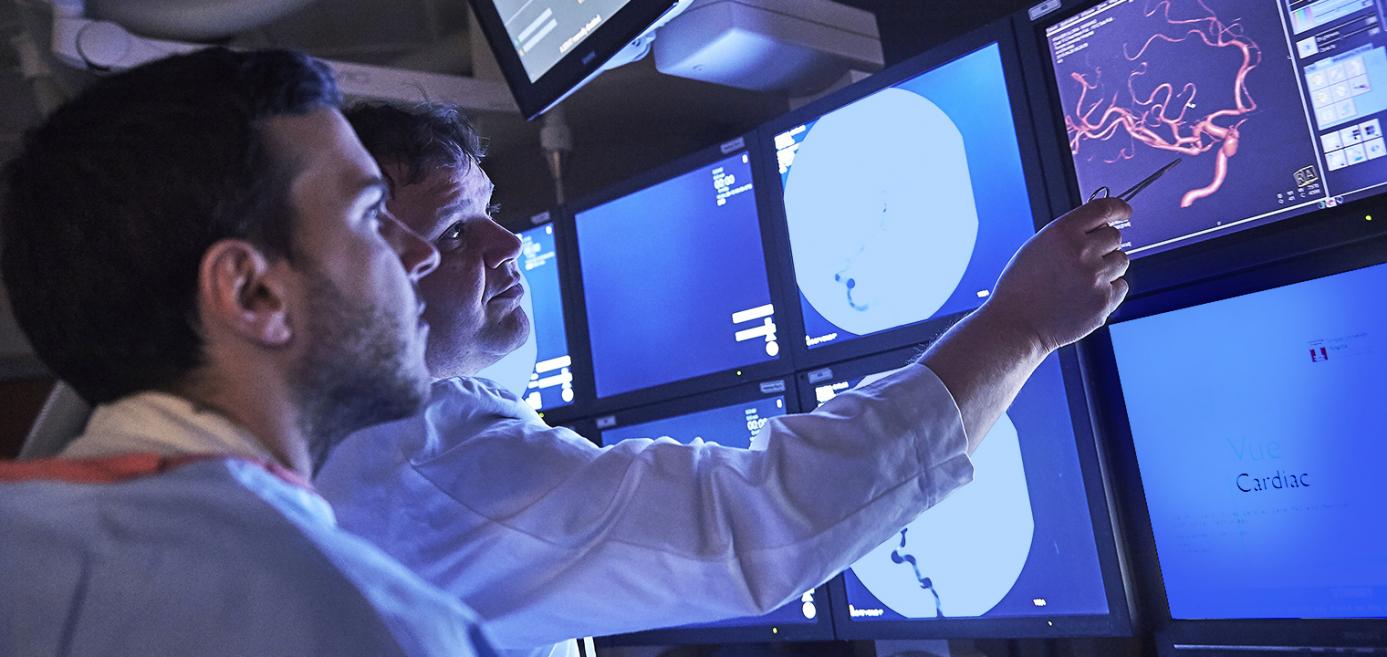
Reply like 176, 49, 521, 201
197, 240, 294, 348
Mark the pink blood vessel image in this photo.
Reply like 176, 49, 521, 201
1065, 0, 1258, 207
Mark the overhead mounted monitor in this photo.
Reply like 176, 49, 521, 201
804, 348, 1130, 637
466, 0, 690, 119
1109, 261, 1387, 622
593, 382, 837, 644
517, 222, 577, 412
768, 38, 1041, 356
574, 143, 783, 401
1043, 0, 1387, 257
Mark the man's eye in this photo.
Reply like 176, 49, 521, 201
440, 222, 465, 243
364, 204, 385, 225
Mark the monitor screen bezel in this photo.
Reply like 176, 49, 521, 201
797, 344, 1136, 639
579, 376, 842, 645
565, 135, 799, 414
594, 581, 839, 645
754, 17, 1057, 371
466, 0, 682, 119
1025, 0, 1387, 293
589, 373, 801, 447
1085, 233, 1387, 648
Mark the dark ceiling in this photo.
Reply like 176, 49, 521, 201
836, 0, 1037, 65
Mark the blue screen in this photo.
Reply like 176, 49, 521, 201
600, 393, 828, 629
1110, 263, 1387, 620
519, 224, 575, 411
1046, 0, 1387, 257
817, 356, 1109, 621
577, 151, 780, 398
773, 43, 1037, 350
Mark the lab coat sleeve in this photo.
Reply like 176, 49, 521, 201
318, 362, 971, 649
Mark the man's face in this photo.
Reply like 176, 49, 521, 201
261, 109, 439, 445
384, 162, 529, 380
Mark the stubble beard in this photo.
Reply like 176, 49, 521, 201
291, 268, 429, 471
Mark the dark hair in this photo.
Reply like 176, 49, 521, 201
0, 47, 342, 404
344, 102, 487, 189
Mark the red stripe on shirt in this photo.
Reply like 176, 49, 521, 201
0, 453, 315, 492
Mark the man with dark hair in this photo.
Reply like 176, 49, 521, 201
317, 103, 1132, 655
0, 51, 496, 656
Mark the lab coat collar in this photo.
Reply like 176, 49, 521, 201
62, 391, 279, 467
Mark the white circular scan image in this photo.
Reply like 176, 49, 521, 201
784, 87, 979, 336
475, 273, 537, 397
853, 411, 1034, 618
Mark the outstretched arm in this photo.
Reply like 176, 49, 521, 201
923, 198, 1130, 452
317, 199, 1132, 648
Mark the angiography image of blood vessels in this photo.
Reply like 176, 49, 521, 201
1071, 0, 1259, 209
1049, 0, 1323, 256
851, 400, 1034, 618
784, 88, 979, 338
775, 43, 1038, 350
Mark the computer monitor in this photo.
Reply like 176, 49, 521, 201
765, 25, 1044, 362
591, 380, 838, 644
466, 0, 689, 118
1108, 261, 1387, 625
1043, 0, 1387, 258
799, 347, 1131, 637
517, 221, 577, 412
598, 390, 788, 449
574, 139, 785, 403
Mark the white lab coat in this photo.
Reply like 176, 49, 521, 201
317, 361, 973, 652
0, 394, 496, 657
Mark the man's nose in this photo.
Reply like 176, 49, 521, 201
483, 218, 523, 270
385, 214, 440, 280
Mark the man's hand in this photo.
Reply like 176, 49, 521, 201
981, 198, 1132, 353
919, 198, 1131, 452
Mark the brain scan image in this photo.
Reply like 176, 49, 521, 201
831, 354, 1112, 625
784, 88, 979, 336
852, 412, 1034, 617
1046, 0, 1329, 256
775, 43, 1038, 350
